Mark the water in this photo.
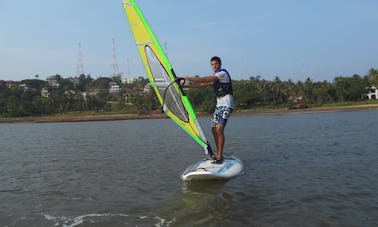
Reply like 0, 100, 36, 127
0, 110, 377, 226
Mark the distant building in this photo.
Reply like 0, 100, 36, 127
6, 81, 16, 89
141, 84, 150, 95
288, 96, 303, 103
18, 83, 28, 91
109, 81, 121, 93
365, 86, 378, 100
122, 77, 137, 84
41, 88, 49, 97
81, 91, 98, 100
64, 90, 75, 95
47, 77, 60, 88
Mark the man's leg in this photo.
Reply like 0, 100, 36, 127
212, 124, 225, 160
211, 106, 230, 162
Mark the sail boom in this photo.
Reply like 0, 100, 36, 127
122, 2, 132, 6
149, 81, 170, 85
136, 41, 154, 46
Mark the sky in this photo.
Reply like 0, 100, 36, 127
1, 0, 378, 82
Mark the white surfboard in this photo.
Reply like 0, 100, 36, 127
181, 154, 243, 181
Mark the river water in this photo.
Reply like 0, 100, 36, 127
0, 109, 377, 226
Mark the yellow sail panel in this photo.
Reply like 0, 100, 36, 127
122, 1, 161, 82
122, 0, 213, 156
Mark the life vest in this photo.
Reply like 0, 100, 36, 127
213, 69, 233, 97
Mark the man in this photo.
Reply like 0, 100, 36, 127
184, 56, 233, 164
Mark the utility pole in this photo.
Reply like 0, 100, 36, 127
76, 42, 84, 76
111, 38, 119, 77
126, 57, 130, 76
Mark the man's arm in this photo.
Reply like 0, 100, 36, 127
183, 75, 219, 88
185, 75, 218, 83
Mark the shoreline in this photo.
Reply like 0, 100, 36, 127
0, 113, 167, 124
234, 103, 378, 115
1, 104, 378, 124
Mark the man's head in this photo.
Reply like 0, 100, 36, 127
211, 56, 222, 72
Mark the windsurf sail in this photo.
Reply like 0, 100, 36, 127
122, 0, 213, 156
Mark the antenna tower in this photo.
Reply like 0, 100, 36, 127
126, 57, 130, 76
111, 38, 119, 77
76, 42, 84, 76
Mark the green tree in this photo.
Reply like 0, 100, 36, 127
76, 74, 93, 91
272, 76, 284, 104
93, 77, 111, 90
367, 68, 378, 87
233, 79, 259, 108
186, 86, 214, 112
21, 79, 47, 90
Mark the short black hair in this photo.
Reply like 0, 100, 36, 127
210, 56, 221, 64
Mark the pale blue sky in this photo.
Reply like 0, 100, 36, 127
1, 0, 377, 82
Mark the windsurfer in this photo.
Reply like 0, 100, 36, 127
183, 56, 234, 164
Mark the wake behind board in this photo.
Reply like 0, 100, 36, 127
181, 154, 243, 181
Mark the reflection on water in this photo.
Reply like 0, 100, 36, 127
182, 180, 228, 194
165, 180, 231, 226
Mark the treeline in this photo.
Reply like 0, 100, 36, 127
187, 68, 378, 112
1, 69, 377, 117
0, 74, 157, 117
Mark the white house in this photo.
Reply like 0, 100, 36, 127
122, 77, 137, 84
41, 88, 49, 97
109, 82, 121, 93
365, 86, 378, 100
